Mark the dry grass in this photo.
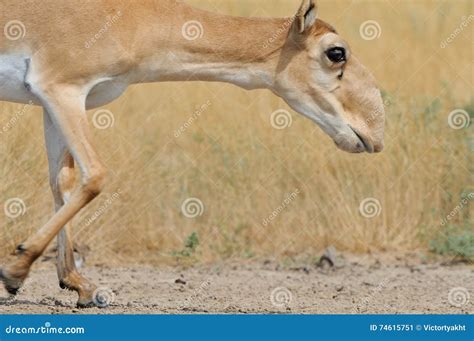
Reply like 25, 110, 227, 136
1, 0, 472, 265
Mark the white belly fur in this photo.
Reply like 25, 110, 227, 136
0, 53, 38, 105
0, 53, 128, 109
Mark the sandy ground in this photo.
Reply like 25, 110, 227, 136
0, 254, 472, 314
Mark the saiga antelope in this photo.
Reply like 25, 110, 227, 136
0, 0, 385, 307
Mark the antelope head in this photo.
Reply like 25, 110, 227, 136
273, 0, 385, 153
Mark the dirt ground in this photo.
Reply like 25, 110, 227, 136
0, 254, 472, 314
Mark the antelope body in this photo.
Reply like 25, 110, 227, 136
0, 0, 385, 307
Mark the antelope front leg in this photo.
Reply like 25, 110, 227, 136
1, 84, 106, 307
43, 110, 97, 307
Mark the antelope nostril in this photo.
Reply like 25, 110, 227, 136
350, 126, 374, 153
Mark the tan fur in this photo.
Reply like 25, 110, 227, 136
0, 0, 384, 307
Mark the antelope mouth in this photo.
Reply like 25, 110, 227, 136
350, 126, 374, 154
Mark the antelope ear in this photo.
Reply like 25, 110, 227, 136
295, 0, 318, 33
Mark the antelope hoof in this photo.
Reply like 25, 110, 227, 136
76, 294, 96, 309
59, 273, 98, 308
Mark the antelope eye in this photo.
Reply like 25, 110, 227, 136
326, 47, 346, 63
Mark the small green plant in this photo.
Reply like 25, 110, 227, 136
429, 224, 474, 261
173, 231, 200, 258
423, 98, 441, 119
462, 98, 474, 118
